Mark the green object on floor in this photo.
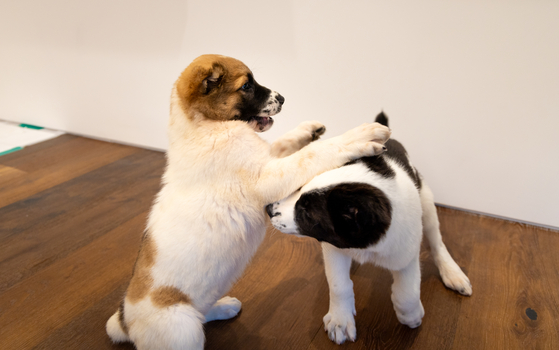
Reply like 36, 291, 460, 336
0, 147, 23, 156
19, 123, 44, 130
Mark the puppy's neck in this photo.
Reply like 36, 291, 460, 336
168, 87, 205, 142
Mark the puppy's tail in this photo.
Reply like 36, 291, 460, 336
107, 302, 206, 349
375, 111, 389, 127
106, 308, 130, 343
154, 303, 206, 349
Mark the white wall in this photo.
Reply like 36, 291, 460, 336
0, 0, 187, 149
1, 0, 558, 228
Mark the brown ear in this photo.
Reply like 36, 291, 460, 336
199, 63, 224, 94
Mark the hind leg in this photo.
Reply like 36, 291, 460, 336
204, 296, 242, 322
390, 255, 425, 328
420, 183, 472, 296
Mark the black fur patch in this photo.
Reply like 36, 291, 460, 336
232, 74, 273, 122
375, 111, 389, 127
354, 152, 395, 179
295, 183, 392, 249
383, 139, 422, 189
294, 189, 336, 244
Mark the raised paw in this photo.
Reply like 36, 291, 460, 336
344, 122, 390, 143
370, 122, 391, 144
323, 310, 357, 344
311, 125, 326, 141
370, 142, 388, 156
341, 123, 391, 157
297, 121, 326, 141
204, 296, 242, 322
393, 300, 424, 329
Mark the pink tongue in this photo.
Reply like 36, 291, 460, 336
258, 116, 274, 132
263, 117, 274, 125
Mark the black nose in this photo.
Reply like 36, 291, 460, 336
265, 204, 275, 218
276, 94, 285, 105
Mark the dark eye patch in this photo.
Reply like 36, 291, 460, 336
239, 74, 255, 91
232, 73, 272, 121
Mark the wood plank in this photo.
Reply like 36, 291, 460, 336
0, 213, 147, 350
0, 164, 26, 183
408, 207, 476, 350
0, 137, 140, 208
30, 281, 136, 350
0, 150, 165, 293
204, 230, 329, 350
1, 136, 558, 350
0, 134, 77, 163
1, 135, 116, 173
451, 215, 559, 350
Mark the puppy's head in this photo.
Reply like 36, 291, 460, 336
175, 54, 284, 132
267, 183, 392, 249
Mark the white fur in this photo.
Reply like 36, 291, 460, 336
259, 91, 283, 117
270, 158, 472, 344
106, 78, 391, 349
106, 311, 128, 343
126, 298, 206, 349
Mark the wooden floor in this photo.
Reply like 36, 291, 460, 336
1, 135, 558, 350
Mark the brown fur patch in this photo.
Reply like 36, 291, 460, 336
151, 286, 191, 308
175, 54, 251, 121
126, 231, 156, 303
118, 299, 129, 335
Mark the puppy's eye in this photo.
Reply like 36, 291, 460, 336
240, 83, 251, 91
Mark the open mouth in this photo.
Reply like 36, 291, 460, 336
247, 116, 274, 132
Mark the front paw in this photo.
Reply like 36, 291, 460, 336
297, 121, 326, 141
394, 300, 424, 329
439, 262, 473, 296
323, 310, 357, 344
342, 123, 391, 157
361, 122, 391, 144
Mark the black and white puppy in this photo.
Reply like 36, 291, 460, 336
267, 112, 472, 344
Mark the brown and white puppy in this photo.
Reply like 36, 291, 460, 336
106, 54, 391, 350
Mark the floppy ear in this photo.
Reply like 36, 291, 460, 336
327, 186, 365, 234
341, 206, 358, 221
199, 63, 224, 94
326, 183, 391, 249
